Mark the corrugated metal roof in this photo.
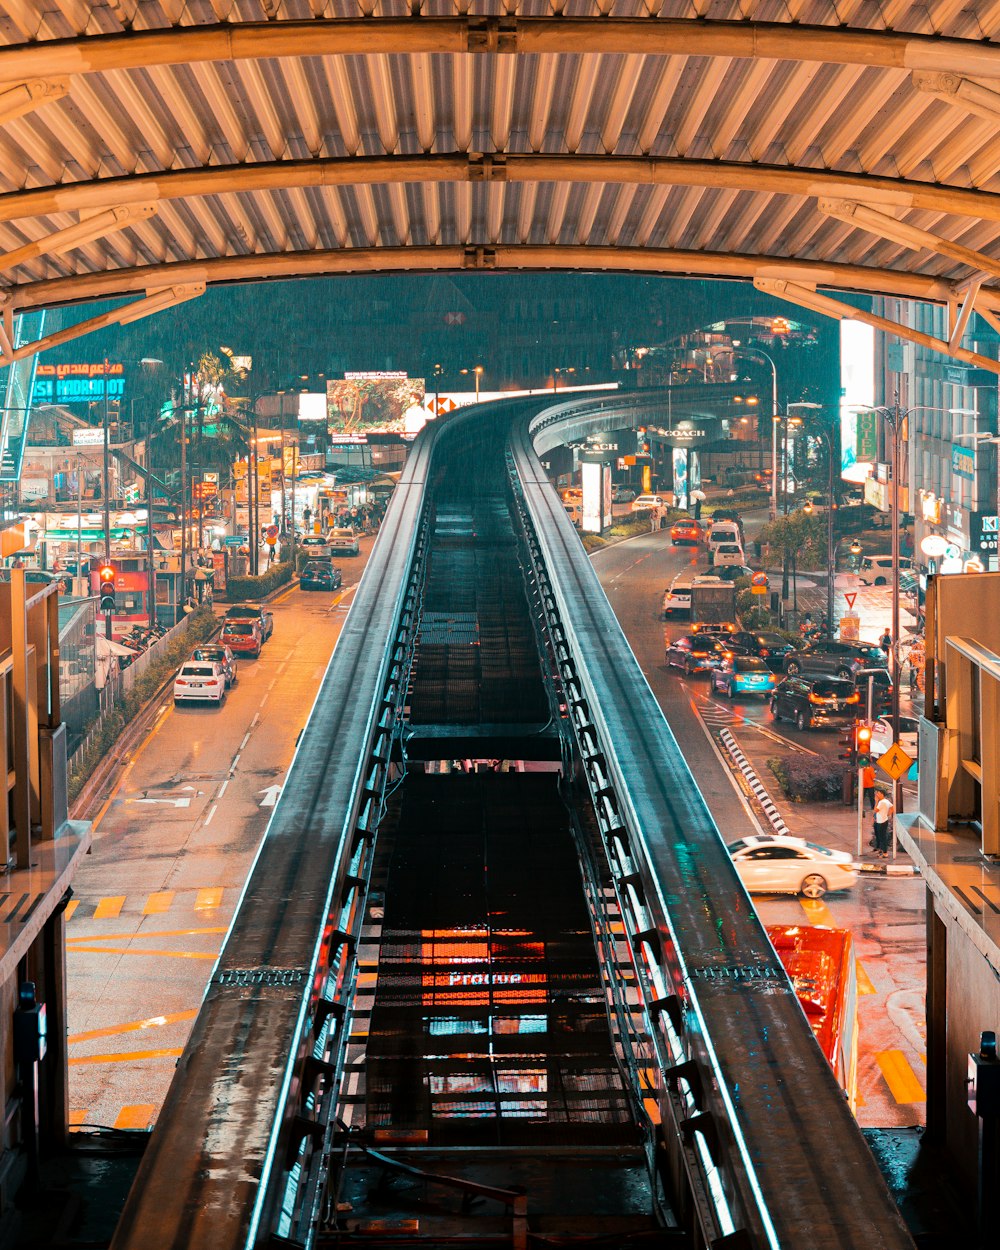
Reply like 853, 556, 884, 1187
0, 2, 998, 319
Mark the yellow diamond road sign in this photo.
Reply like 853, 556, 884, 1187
877, 742, 915, 781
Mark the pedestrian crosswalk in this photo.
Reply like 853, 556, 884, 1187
65, 886, 228, 922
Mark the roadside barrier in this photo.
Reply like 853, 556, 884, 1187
719, 728, 791, 837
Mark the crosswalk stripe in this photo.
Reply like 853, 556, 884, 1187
195, 887, 224, 911
876, 1050, 925, 1104
114, 1105, 157, 1130
93, 896, 125, 920
143, 891, 174, 914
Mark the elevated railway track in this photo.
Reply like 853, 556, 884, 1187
108, 393, 915, 1250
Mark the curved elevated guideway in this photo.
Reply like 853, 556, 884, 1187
109, 391, 915, 1250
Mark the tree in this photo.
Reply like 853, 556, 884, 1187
759, 509, 827, 569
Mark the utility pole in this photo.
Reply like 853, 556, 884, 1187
179, 381, 188, 621
102, 357, 112, 639
889, 401, 903, 838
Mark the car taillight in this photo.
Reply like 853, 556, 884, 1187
759, 647, 770, 655
177, 678, 187, 685
846, 692, 860, 703
808, 692, 824, 703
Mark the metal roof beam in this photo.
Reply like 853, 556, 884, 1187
2, 243, 978, 314
4, 152, 1000, 226
0, 280, 204, 362
818, 197, 1000, 280
753, 275, 1000, 377
0, 202, 158, 274
3, 18, 1000, 85
0, 77, 68, 125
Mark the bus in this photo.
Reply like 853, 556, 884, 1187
767, 924, 859, 1113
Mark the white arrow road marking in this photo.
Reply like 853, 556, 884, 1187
133, 797, 192, 808
259, 785, 282, 808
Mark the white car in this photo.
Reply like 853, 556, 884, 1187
712, 542, 746, 567
870, 714, 919, 766
631, 494, 668, 512
727, 834, 858, 898
174, 661, 227, 706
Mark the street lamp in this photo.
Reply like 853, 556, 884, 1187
460, 365, 484, 400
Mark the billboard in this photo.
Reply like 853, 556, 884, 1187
672, 448, 689, 511
33, 361, 125, 405
326, 373, 428, 442
840, 320, 876, 483
580, 462, 611, 533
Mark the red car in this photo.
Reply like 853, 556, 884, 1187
670, 517, 703, 545
221, 619, 262, 658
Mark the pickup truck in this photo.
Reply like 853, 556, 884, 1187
224, 603, 274, 643
328, 527, 360, 556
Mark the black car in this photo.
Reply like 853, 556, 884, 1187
729, 630, 795, 672
770, 677, 860, 731
783, 639, 886, 679
665, 634, 728, 675
854, 666, 893, 714
301, 560, 343, 591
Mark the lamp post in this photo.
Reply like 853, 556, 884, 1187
460, 365, 484, 400
102, 358, 112, 638
733, 347, 778, 517
798, 411, 840, 630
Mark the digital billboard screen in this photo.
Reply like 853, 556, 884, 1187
326, 372, 428, 442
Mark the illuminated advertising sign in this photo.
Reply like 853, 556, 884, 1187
298, 392, 326, 422
952, 443, 976, 481
581, 461, 608, 533
840, 321, 875, 483
33, 361, 125, 405
420, 928, 547, 1006
672, 448, 689, 511
327, 374, 427, 443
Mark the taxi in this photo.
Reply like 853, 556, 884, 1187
670, 517, 703, 545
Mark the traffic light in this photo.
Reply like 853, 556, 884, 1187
856, 722, 872, 767
99, 564, 116, 613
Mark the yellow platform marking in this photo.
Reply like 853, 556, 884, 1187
876, 1050, 926, 1104
70, 1047, 185, 1067
68, 946, 217, 960
143, 891, 174, 914
64, 899, 80, 921
113, 1105, 157, 1130
93, 896, 125, 919
856, 960, 877, 996
67, 926, 226, 944
799, 898, 835, 927
195, 887, 223, 911
69, 1009, 198, 1046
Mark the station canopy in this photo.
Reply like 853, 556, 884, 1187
3, 3, 1000, 370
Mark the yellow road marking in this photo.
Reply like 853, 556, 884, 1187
273, 584, 298, 604
91, 702, 173, 832
67, 946, 218, 959
856, 960, 877, 995
876, 1050, 926, 1104
69, 1009, 198, 1045
93, 896, 125, 920
195, 887, 223, 911
143, 891, 174, 914
114, 1105, 157, 1130
67, 926, 226, 944
69, 1109, 87, 1127
799, 898, 835, 927
64, 899, 80, 921
70, 1047, 184, 1067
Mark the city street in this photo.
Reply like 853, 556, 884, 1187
64, 544, 372, 1132
593, 525, 927, 1128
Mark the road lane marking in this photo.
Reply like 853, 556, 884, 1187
69, 1110, 87, 1129
90, 695, 178, 832
114, 1105, 158, 1129
250, 713, 260, 727
856, 961, 877, 995
64, 899, 80, 921
799, 898, 835, 927
93, 896, 125, 919
230, 753, 241, 772
876, 1050, 925, 1103
67, 926, 227, 944
67, 946, 219, 959
69, 1009, 198, 1045
143, 892, 174, 915
217, 778, 229, 796
195, 888, 223, 911
70, 1049, 184, 1067
240, 732, 251, 749
203, 803, 217, 826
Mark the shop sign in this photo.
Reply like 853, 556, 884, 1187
970, 513, 999, 555
864, 477, 887, 510
921, 493, 942, 524
72, 428, 107, 446
952, 444, 976, 481
856, 411, 878, 461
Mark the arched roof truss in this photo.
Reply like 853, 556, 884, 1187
1, 4, 1000, 369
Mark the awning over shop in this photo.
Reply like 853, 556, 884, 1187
40, 526, 147, 542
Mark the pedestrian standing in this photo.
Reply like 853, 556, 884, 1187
861, 762, 876, 810
873, 792, 894, 857
880, 628, 892, 661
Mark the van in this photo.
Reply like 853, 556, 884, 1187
857, 555, 912, 586
708, 523, 741, 553
662, 575, 694, 618
564, 502, 582, 526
